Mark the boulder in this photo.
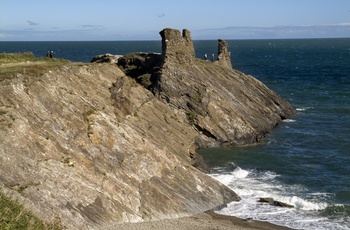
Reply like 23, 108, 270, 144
90, 53, 123, 64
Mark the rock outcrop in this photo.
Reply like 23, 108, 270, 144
216, 39, 232, 69
0, 28, 294, 229
149, 28, 294, 147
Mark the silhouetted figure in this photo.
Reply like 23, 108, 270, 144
204, 53, 208, 60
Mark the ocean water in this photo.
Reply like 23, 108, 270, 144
1, 38, 350, 229
199, 39, 350, 230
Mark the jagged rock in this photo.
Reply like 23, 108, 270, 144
155, 28, 294, 147
259, 198, 294, 208
117, 52, 162, 89
216, 39, 232, 69
91, 53, 123, 64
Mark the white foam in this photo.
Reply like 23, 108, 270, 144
296, 106, 313, 111
231, 167, 249, 179
209, 166, 350, 230
288, 196, 327, 210
283, 119, 296, 123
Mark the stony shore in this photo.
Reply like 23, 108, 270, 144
110, 211, 294, 230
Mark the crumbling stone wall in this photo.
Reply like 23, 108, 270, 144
159, 28, 195, 64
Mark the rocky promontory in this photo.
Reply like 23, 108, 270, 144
0, 28, 294, 229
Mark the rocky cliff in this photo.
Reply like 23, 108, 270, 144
118, 28, 294, 148
0, 28, 294, 229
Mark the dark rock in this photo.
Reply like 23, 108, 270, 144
259, 197, 294, 208
189, 146, 211, 173
259, 197, 275, 203
117, 52, 162, 89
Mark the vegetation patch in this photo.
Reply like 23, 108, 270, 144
0, 190, 62, 229
186, 111, 197, 126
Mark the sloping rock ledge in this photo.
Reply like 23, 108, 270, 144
0, 28, 294, 229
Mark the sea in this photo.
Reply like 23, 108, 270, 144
1, 38, 350, 229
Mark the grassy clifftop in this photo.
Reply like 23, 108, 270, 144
0, 52, 71, 81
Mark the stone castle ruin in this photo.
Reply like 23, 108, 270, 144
159, 28, 232, 69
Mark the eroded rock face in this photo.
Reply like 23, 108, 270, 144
0, 64, 238, 229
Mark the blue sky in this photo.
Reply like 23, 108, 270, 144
1, 0, 350, 41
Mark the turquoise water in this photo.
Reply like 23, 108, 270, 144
1, 38, 350, 229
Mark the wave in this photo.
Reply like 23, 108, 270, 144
296, 106, 314, 111
283, 119, 296, 123
209, 166, 350, 230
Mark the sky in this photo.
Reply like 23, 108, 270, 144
1, 0, 350, 41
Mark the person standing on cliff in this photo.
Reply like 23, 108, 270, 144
204, 53, 208, 60
211, 53, 215, 62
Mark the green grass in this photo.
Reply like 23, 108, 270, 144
0, 191, 62, 229
0, 52, 69, 65
0, 52, 71, 81
186, 111, 197, 126
0, 52, 36, 64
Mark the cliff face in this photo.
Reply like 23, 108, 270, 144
0, 28, 294, 229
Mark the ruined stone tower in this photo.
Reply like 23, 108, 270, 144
159, 28, 195, 64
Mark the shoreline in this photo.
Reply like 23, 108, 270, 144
109, 211, 294, 230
